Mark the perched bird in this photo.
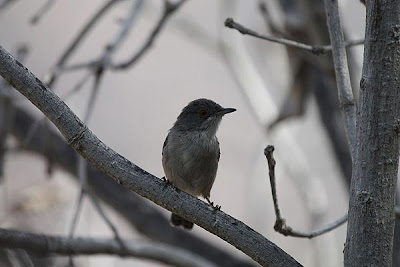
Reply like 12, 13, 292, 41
162, 98, 236, 229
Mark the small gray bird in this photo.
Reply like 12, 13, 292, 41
162, 98, 236, 229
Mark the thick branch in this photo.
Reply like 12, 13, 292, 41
0, 46, 301, 267
0, 228, 215, 267
344, 1, 400, 266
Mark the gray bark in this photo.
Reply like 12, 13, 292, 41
344, 1, 400, 266
0, 45, 302, 267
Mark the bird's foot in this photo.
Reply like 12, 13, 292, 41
205, 197, 221, 211
161, 176, 172, 189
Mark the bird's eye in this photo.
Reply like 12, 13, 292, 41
197, 108, 208, 118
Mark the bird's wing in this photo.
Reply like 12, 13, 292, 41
162, 134, 169, 156
217, 139, 220, 162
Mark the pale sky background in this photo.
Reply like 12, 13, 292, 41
0, 0, 365, 266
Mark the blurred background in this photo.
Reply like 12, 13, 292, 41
0, 0, 366, 266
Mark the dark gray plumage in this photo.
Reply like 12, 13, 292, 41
162, 98, 236, 229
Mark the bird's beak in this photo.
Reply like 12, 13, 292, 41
216, 107, 236, 116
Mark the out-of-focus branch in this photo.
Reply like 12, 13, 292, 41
224, 18, 364, 56
0, 45, 302, 267
0, 0, 16, 11
30, 0, 56, 25
0, 228, 216, 267
264, 145, 347, 238
44, 0, 127, 88
323, 0, 357, 159
111, 0, 187, 69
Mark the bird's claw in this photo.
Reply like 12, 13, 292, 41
213, 204, 221, 211
205, 197, 221, 211
161, 176, 172, 189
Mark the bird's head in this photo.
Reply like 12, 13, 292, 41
172, 98, 236, 136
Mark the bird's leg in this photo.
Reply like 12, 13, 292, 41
205, 196, 221, 211
161, 176, 172, 189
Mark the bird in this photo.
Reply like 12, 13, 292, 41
162, 98, 236, 229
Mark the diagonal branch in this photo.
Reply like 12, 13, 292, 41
111, 0, 187, 69
0, 45, 301, 267
0, 228, 216, 267
30, 0, 57, 25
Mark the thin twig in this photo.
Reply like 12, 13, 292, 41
264, 145, 347, 238
224, 18, 364, 56
87, 193, 125, 249
323, 0, 357, 159
52, 0, 145, 74
68, 182, 85, 238
0, 228, 217, 267
111, 0, 187, 69
44, 0, 126, 88
30, 0, 57, 25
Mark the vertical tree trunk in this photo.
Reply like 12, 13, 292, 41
344, 1, 400, 266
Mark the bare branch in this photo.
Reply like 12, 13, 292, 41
30, 0, 57, 25
0, 45, 302, 267
224, 18, 363, 56
264, 145, 347, 238
0, 228, 216, 267
44, 0, 127, 88
0, 0, 17, 11
323, 0, 357, 159
111, 0, 187, 69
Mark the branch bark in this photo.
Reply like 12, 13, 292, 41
0, 228, 216, 267
0, 45, 302, 267
344, 1, 400, 266
323, 0, 357, 159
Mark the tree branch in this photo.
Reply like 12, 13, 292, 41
111, 0, 187, 69
44, 0, 127, 88
323, 0, 357, 159
0, 228, 216, 267
30, 0, 56, 25
264, 145, 347, 238
224, 18, 363, 56
344, 1, 400, 266
0, 45, 301, 267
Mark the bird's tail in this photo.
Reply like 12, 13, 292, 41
170, 213, 193, 229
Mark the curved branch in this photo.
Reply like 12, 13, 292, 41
0, 228, 216, 267
0, 45, 302, 267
